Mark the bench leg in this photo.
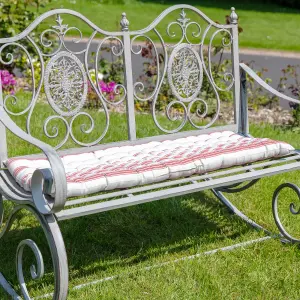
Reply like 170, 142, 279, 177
0, 200, 68, 299
213, 181, 300, 244
211, 185, 272, 235
272, 182, 300, 243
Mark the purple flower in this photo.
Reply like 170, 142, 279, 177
2, 78, 9, 85
1, 70, 9, 76
99, 81, 108, 93
0, 69, 17, 94
87, 80, 117, 102
107, 81, 116, 92
99, 81, 116, 101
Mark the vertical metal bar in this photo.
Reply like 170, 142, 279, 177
0, 74, 8, 165
230, 7, 241, 133
121, 13, 136, 141
240, 66, 249, 135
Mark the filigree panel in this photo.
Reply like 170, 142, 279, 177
168, 43, 203, 102
44, 51, 88, 117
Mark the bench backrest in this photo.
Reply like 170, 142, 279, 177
0, 4, 241, 158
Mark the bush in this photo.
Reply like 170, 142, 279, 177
278, 64, 300, 126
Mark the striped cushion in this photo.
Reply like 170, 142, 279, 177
5, 131, 294, 197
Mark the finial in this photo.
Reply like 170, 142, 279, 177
230, 7, 238, 24
52, 14, 68, 34
177, 8, 190, 28
120, 12, 129, 31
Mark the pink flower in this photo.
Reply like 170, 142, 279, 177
1, 70, 9, 76
107, 81, 116, 91
2, 78, 9, 85
99, 81, 108, 93
99, 81, 116, 101
0, 69, 17, 94
87, 80, 117, 102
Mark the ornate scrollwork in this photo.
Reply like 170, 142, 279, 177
131, 34, 160, 102
167, 8, 202, 47
0, 6, 236, 146
0, 42, 37, 116
40, 28, 62, 57
43, 115, 70, 149
151, 27, 221, 133
208, 28, 234, 92
39, 14, 86, 56
168, 43, 203, 102
272, 183, 300, 243
0, 204, 68, 299
17, 239, 45, 299
69, 112, 106, 147
52, 14, 68, 34
150, 7, 237, 133
187, 98, 209, 128
44, 51, 88, 117
32, 20, 111, 149
95, 36, 127, 105
140, 8, 236, 134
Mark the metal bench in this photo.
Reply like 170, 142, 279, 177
0, 4, 300, 299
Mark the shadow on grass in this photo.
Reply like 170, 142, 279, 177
0, 191, 252, 296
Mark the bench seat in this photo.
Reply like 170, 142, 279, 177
5, 131, 294, 198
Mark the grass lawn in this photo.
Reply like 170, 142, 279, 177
1, 99, 300, 298
33, 0, 300, 51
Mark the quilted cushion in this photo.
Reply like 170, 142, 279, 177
5, 131, 294, 197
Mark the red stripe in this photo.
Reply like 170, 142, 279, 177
5, 133, 291, 190
66, 139, 280, 183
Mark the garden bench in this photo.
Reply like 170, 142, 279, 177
0, 4, 300, 299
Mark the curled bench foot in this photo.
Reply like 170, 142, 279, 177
272, 183, 300, 243
0, 201, 68, 299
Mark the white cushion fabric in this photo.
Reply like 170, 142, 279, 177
5, 131, 295, 197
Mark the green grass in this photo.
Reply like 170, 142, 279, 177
1, 99, 300, 298
33, 0, 300, 51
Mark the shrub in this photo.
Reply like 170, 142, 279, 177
277, 64, 300, 126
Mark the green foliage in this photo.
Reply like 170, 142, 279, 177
0, 0, 50, 73
277, 64, 300, 126
245, 65, 278, 110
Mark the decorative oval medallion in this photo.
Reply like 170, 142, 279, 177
44, 51, 88, 117
168, 43, 203, 102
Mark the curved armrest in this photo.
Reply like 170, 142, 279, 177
240, 63, 300, 105
0, 107, 67, 214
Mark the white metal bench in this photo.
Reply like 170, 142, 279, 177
0, 4, 300, 299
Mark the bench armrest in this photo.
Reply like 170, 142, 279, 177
239, 63, 300, 105
0, 107, 67, 214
